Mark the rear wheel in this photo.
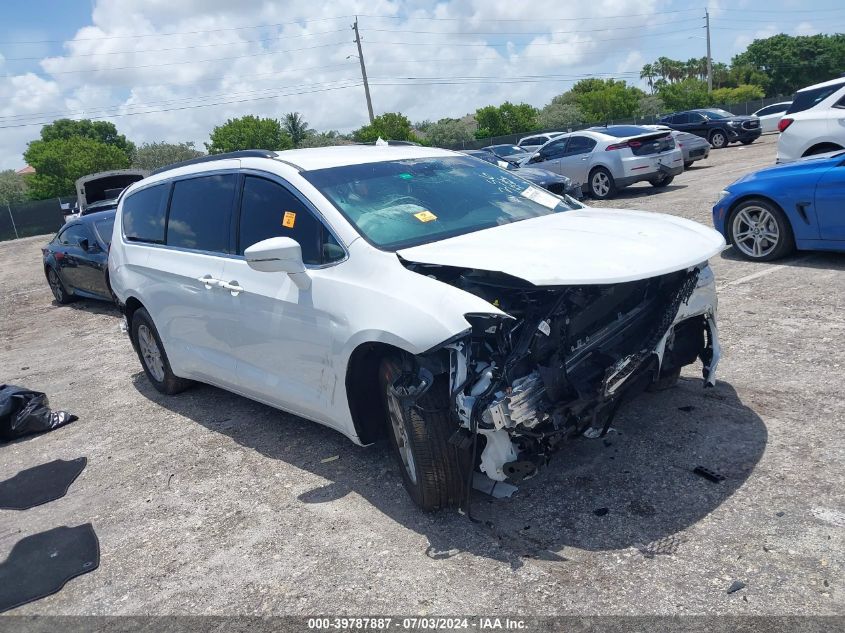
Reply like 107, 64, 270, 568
588, 167, 616, 200
130, 307, 194, 395
649, 174, 674, 188
709, 129, 728, 149
46, 267, 75, 304
683, 161, 694, 169
379, 357, 468, 511
728, 199, 794, 262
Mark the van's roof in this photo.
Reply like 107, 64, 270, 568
796, 77, 845, 92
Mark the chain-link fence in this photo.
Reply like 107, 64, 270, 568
450, 95, 789, 150
1, 199, 64, 242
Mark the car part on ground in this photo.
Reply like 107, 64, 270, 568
109, 146, 724, 510
776, 78, 845, 163
522, 126, 683, 199
713, 150, 845, 261
0, 458, 87, 511
42, 210, 117, 304
659, 109, 761, 148
0, 384, 77, 442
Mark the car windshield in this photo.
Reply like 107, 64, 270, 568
699, 109, 733, 119
490, 145, 524, 156
302, 157, 579, 250
94, 217, 115, 245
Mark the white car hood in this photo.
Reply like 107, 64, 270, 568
396, 207, 726, 286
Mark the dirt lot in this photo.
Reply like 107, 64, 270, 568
1, 134, 843, 615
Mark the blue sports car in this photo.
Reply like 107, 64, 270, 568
713, 152, 845, 261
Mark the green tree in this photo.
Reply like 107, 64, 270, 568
206, 115, 292, 154
38, 118, 134, 160
732, 33, 845, 96
571, 79, 644, 122
656, 78, 713, 111
283, 112, 313, 148
0, 170, 28, 206
131, 141, 203, 170
538, 96, 584, 129
298, 131, 354, 148
637, 94, 665, 118
640, 63, 657, 94
23, 136, 130, 199
422, 117, 476, 148
711, 84, 766, 106
474, 102, 538, 139
352, 112, 417, 143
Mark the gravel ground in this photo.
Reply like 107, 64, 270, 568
0, 134, 843, 616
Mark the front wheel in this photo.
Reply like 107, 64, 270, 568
588, 167, 617, 200
379, 357, 468, 511
130, 308, 194, 394
741, 139, 754, 145
728, 199, 794, 261
709, 130, 728, 149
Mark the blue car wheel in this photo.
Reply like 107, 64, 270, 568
728, 199, 794, 261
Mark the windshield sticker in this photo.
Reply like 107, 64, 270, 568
413, 210, 438, 223
282, 211, 296, 228
521, 186, 560, 210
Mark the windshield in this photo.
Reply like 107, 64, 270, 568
302, 157, 579, 250
700, 109, 732, 119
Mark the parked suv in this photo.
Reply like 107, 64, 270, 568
516, 132, 565, 153
777, 78, 845, 163
659, 108, 761, 149
110, 147, 724, 511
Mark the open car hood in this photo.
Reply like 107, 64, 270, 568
396, 207, 725, 286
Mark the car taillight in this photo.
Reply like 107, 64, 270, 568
606, 140, 641, 151
778, 118, 794, 133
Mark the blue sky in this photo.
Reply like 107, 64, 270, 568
2, 0, 844, 168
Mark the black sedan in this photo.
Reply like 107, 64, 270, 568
463, 149, 581, 198
42, 210, 115, 304
658, 108, 761, 149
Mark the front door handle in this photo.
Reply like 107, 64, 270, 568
197, 275, 221, 289
219, 280, 244, 296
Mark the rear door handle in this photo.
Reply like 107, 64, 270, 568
219, 280, 244, 296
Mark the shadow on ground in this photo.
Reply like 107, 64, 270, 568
719, 247, 845, 270
132, 373, 766, 568
604, 183, 687, 201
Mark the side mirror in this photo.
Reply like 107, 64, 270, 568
529, 153, 543, 164
244, 236, 311, 290
78, 237, 89, 251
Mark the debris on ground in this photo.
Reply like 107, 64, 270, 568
319, 455, 339, 464
727, 580, 746, 594
593, 507, 609, 517
693, 466, 726, 483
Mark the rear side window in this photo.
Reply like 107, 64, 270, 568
564, 136, 596, 155
58, 224, 89, 246
166, 174, 236, 253
122, 184, 169, 243
539, 138, 568, 160
238, 176, 340, 265
787, 82, 845, 114
94, 217, 115, 245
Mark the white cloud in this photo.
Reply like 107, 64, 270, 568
733, 24, 779, 53
2, 0, 695, 168
794, 22, 820, 36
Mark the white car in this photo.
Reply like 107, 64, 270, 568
109, 146, 724, 510
777, 78, 845, 163
516, 131, 566, 153
752, 101, 792, 134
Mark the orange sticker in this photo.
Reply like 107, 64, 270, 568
282, 211, 296, 228
414, 210, 437, 223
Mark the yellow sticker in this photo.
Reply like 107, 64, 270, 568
414, 210, 438, 223
282, 211, 296, 228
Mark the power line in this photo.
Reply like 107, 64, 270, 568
364, 17, 703, 36
355, 8, 702, 22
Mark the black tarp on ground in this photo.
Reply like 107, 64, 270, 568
0, 524, 99, 612
0, 458, 87, 510
0, 384, 77, 442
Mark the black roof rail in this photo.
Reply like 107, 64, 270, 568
150, 149, 278, 176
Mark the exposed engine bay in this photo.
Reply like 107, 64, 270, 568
403, 260, 721, 486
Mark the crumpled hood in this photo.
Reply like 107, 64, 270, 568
397, 207, 726, 286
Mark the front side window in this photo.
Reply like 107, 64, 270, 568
238, 176, 341, 265
564, 136, 597, 156
122, 183, 169, 243
539, 139, 568, 160
302, 157, 580, 250
58, 224, 89, 246
166, 174, 236, 253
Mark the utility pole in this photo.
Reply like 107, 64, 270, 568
705, 9, 713, 93
352, 18, 374, 123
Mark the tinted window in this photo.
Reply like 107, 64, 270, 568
659, 115, 674, 124
94, 217, 115, 245
788, 83, 845, 114
166, 174, 236, 253
519, 137, 543, 146
688, 112, 707, 122
238, 176, 337, 265
595, 126, 652, 138
757, 104, 789, 116
564, 136, 596, 155
122, 183, 169, 243
539, 139, 568, 160
58, 224, 89, 246
673, 113, 691, 124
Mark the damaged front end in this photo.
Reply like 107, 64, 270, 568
407, 261, 720, 486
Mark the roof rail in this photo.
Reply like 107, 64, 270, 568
149, 149, 278, 176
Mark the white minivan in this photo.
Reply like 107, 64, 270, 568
777, 78, 845, 163
109, 147, 724, 510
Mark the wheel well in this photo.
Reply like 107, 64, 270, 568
724, 195, 790, 244
345, 342, 408, 445
802, 142, 843, 157
123, 296, 144, 325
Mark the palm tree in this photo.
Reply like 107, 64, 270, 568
640, 63, 657, 94
283, 112, 312, 148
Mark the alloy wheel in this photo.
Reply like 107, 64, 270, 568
385, 386, 418, 484
591, 171, 610, 198
47, 269, 64, 302
137, 324, 166, 382
711, 131, 726, 148
732, 205, 780, 259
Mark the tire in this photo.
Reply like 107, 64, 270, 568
683, 161, 694, 169
588, 167, 617, 200
130, 307, 194, 395
741, 139, 754, 145
709, 129, 728, 149
647, 367, 681, 392
727, 198, 795, 262
379, 357, 469, 511
46, 267, 75, 304
649, 174, 674, 188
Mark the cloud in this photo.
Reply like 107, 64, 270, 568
733, 24, 779, 53
2, 0, 693, 168
794, 22, 820, 36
